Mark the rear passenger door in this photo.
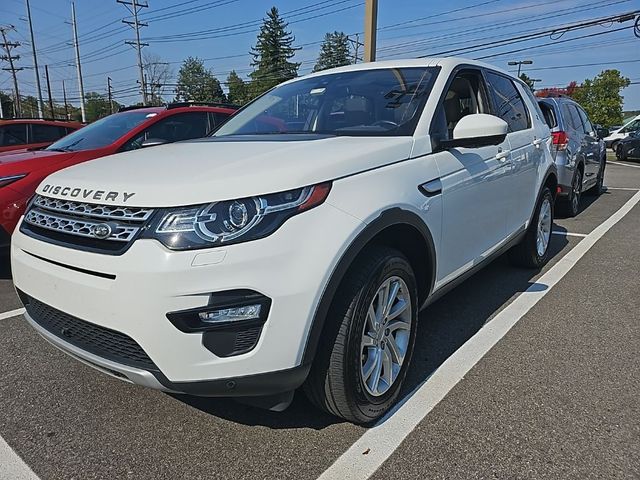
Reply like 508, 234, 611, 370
484, 70, 541, 235
575, 105, 601, 180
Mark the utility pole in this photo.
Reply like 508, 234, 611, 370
71, 2, 86, 122
118, 0, 149, 105
25, 0, 44, 118
348, 33, 364, 63
0, 25, 23, 117
44, 64, 54, 118
363, 0, 378, 62
107, 76, 113, 113
62, 79, 69, 119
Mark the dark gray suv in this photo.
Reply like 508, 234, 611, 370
538, 95, 606, 217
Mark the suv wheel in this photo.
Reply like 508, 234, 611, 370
615, 144, 626, 161
305, 246, 418, 424
509, 187, 554, 269
560, 168, 582, 217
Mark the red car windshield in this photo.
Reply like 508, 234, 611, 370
46, 111, 154, 152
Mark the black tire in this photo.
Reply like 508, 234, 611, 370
509, 187, 554, 269
558, 167, 582, 217
304, 246, 418, 424
611, 140, 619, 153
615, 144, 627, 161
586, 156, 606, 196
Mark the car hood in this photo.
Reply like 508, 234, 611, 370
37, 135, 415, 207
0, 149, 76, 175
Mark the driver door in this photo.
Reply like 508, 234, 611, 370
430, 68, 511, 288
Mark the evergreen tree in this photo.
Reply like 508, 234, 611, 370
249, 7, 300, 98
174, 56, 226, 103
313, 31, 351, 72
226, 70, 249, 105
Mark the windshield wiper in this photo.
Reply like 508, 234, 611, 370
47, 137, 84, 152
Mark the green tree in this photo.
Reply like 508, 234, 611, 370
226, 70, 249, 105
313, 31, 351, 72
84, 92, 114, 122
519, 73, 535, 91
571, 69, 630, 127
249, 7, 300, 98
174, 56, 226, 103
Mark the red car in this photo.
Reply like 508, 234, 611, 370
0, 118, 83, 154
0, 103, 236, 246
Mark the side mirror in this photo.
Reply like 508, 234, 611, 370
595, 127, 609, 139
140, 138, 168, 148
439, 114, 508, 150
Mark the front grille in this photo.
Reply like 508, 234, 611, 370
24, 294, 157, 371
20, 195, 155, 255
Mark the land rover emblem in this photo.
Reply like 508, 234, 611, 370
91, 223, 113, 239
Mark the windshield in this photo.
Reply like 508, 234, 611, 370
46, 111, 154, 152
214, 67, 439, 137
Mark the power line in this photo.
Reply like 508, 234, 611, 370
118, 0, 148, 105
0, 24, 23, 115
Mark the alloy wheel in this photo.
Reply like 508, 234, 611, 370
360, 276, 412, 397
536, 197, 552, 257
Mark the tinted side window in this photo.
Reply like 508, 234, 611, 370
576, 107, 593, 134
121, 112, 209, 151
210, 112, 232, 132
32, 124, 66, 143
564, 105, 585, 133
485, 71, 530, 132
0, 124, 28, 146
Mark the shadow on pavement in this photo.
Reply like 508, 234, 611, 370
172, 233, 569, 428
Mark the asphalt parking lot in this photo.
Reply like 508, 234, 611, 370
1, 156, 639, 480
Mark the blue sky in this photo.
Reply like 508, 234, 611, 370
1, 0, 639, 111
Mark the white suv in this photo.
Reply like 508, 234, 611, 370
11, 58, 557, 424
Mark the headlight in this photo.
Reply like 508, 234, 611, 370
147, 182, 332, 250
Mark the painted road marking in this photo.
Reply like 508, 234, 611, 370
606, 187, 640, 191
318, 189, 640, 480
552, 231, 588, 238
608, 160, 640, 169
0, 436, 39, 480
0, 308, 25, 321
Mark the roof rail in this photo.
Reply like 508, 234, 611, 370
538, 92, 569, 99
166, 101, 240, 110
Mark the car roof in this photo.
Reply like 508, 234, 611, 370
117, 104, 237, 115
280, 56, 514, 85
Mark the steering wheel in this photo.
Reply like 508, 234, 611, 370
372, 120, 399, 129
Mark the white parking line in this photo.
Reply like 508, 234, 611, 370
318, 189, 640, 480
608, 160, 640, 169
0, 308, 25, 321
0, 436, 39, 480
552, 231, 588, 238
606, 187, 640, 191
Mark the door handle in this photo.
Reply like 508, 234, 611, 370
496, 149, 511, 161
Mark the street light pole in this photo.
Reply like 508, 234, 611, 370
508, 59, 533, 77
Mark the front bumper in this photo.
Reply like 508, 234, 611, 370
11, 203, 363, 395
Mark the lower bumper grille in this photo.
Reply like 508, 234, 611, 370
22, 292, 157, 371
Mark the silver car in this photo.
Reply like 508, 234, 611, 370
538, 95, 606, 217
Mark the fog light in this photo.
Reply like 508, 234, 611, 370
199, 304, 262, 323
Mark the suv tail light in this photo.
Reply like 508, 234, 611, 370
552, 131, 568, 151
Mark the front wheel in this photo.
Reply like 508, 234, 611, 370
304, 246, 418, 424
615, 144, 627, 161
509, 187, 554, 269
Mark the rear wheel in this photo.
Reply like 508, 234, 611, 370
304, 246, 418, 424
559, 168, 582, 217
509, 187, 554, 269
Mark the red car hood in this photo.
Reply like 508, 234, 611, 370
0, 149, 77, 171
